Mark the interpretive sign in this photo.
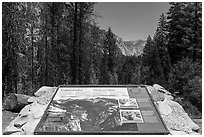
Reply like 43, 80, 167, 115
34, 85, 169, 135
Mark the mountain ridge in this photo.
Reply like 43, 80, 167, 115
102, 30, 146, 56
114, 35, 146, 56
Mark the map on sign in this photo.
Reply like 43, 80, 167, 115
34, 85, 169, 135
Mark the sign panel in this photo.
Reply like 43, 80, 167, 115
54, 87, 129, 100
34, 85, 169, 135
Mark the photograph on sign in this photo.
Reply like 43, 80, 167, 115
120, 110, 143, 123
118, 98, 139, 108
37, 97, 123, 132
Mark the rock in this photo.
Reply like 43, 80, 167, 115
30, 101, 47, 119
157, 101, 172, 116
164, 94, 174, 101
4, 105, 31, 133
3, 130, 25, 135
147, 86, 165, 102
33, 86, 56, 105
3, 93, 32, 112
4, 115, 25, 134
4, 101, 49, 135
3, 86, 57, 135
18, 104, 32, 117
182, 113, 200, 131
169, 130, 188, 135
15, 94, 31, 104
21, 114, 42, 135
151, 90, 165, 102
153, 84, 171, 95
147, 84, 200, 134
27, 96, 37, 103
189, 132, 200, 135
37, 90, 56, 105
161, 100, 200, 133
4, 125, 23, 133
11, 131, 26, 135
3, 93, 18, 111
4, 85, 200, 135
34, 86, 57, 97
146, 86, 155, 93
14, 118, 27, 128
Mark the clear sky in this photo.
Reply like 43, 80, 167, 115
94, 2, 170, 41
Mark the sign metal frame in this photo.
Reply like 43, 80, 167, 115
34, 85, 169, 135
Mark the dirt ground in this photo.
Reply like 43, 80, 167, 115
2, 110, 18, 134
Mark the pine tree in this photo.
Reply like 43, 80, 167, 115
2, 3, 18, 97
78, 2, 95, 84
99, 55, 110, 84
142, 35, 165, 85
184, 2, 202, 62
166, 2, 202, 64
142, 36, 155, 66
101, 27, 118, 84
166, 2, 187, 64
105, 27, 117, 73
154, 13, 171, 80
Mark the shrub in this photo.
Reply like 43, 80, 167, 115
174, 97, 202, 118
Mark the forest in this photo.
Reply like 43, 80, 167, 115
2, 2, 202, 118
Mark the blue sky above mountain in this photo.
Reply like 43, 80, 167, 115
94, 2, 170, 41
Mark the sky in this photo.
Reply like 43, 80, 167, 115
94, 2, 170, 41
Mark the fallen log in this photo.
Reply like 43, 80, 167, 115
3, 93, 32, 113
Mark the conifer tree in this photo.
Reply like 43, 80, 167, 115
102, 27, 118, 84
106, 27, 117, 73
154, 13, 171, 80
2, 3, 18, 97
141, 36, 155, 84
166, 2, 202, 64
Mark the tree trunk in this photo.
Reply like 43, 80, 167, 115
78, 3, 83, 84
72, 2, 78, 84
31, 21, 34, 91
44, 13, 48, 86
193, 2, 198, 62
155, 46, 165, 85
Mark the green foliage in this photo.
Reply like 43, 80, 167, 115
140, 3, 202, 116
2, 3, 23, 97
2, 2, 99, 96
167, 2, 202, 63
167, 58, 202, 114
99, 27, 119, 84
154, 13, 172, 79
142, 35, 166, 86
99, 56, 111, 84
105, 27, 118, 73
142, 36, 155, 66
174, 97, 202, 118
2, 2, 202, 117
